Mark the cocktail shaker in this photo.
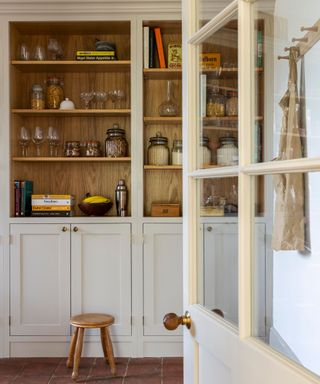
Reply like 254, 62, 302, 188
115, 179, 128, 216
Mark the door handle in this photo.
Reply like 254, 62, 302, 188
73, 226, 79, 232
62, 226, 68, 232
163, 311, 191, 330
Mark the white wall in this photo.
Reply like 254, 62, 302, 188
272, 0, 320, 375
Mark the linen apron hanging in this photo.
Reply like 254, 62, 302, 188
272, 46, 305, 251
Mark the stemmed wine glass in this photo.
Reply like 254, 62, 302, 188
109, 90, 118, 109
18, 126, 31, 157
80, 91, 94, 109
47, 126, 60, 156
95, 91, 107, 109
32, 126, 44, 156
115, 89, 125, 109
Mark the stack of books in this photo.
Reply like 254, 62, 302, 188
143, 26, 165, 69
75, 50, 117, 61
31, 194, 75, 217
14, 180, 33, 217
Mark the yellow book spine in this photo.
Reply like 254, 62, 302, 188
32, 205, 73, 211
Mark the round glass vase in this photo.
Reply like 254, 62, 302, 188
158, 80, 179, 117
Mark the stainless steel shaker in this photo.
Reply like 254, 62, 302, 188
115, 179, 128, 216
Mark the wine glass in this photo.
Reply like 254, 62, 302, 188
95, 91, 107, 109
115, 89, 125, 109
109, 90, 118, 109
18, 126, 31, 157
47, 126, 60, 156
80, 91, 94, 109
32, 126, 44, 156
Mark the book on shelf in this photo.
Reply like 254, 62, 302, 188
31, 211, 75, 217
32, 205, 74, 212
14, 180, 21, 217
143, 26, 149, 69
32, 194, 74, 199
19, 180, 33, 217
154, 27, 166, 68
167, 43, 182, 69
76, 50, 115, 56
149, 28, 156, 68
76, 56, 117, 61
32, 194, 75, 206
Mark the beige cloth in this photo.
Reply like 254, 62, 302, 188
272, 47, 305, 251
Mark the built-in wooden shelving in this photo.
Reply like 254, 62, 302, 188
12, 157, 131, 162
12, 109, 131, 117
144, 165, 182, 170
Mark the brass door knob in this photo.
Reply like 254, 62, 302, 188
163, 311, 191, 330
62, 226, 68, 232
73, 226, 79, 232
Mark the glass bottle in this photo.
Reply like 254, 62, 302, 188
200, 136, 212, 165
31, 84, 45, 110
217, 136, 238, 166
206, 83, 226, 117
226, 91, 238, 116
46, 76, 64, 109
158, 80, 179, 117
147, 132, 169, 165
171, 139, 183, 165
105, 123, 128, 157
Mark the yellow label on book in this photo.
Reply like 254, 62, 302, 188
168, 43, 182, 69
200, 53, 221, 70
76, 51, 115, 56
32, 194, 74, 199
32, 205, 73, 211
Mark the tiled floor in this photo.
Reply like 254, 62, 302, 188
0, 357, 183, 384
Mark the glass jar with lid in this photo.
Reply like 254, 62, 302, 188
31, 84, 45, 110
171, 139, 183, 165
46, 76, 64, 109
105, 123, 128, 157
148, 132, 169, 165
200, 136, 212, 165
226, 91, 238, 116
206, 82, 226, 117
217, 136, 238, 166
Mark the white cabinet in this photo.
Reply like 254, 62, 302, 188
203, 222, 266, 331
143, 223, 183, 336
71, 223, 131, 336
10, 223, 131, 338
10, 224, 70, 336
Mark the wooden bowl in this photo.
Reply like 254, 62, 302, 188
78, 201, 113, 216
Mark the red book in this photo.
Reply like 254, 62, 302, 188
154, 27, 166, 68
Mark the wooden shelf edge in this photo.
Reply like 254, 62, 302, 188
144, 116, 182, 124
144, 165, 182, 170
143, 68, 182, 80
12, 157, 131, 162
11, 109, 131, 116
12, 60, 131, 66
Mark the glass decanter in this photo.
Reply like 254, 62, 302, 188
158, 80, 179, 117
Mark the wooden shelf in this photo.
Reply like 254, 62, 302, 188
12, 157, 131, 162
202, 116, 263, 123
12, 109, 131, 117
11, 60, 131, 73
202, 67, 263, 78
143, 68, 182, 80
144, 117, 182, 124
144, 165, 182, 170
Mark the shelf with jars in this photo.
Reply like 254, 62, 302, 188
10, 20, 132, 218
143, 20, 182, 217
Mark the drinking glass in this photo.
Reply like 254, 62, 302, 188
115, 89, 125, 109
33, 45, 46, 60
95, 91, 107, 109
109, 90, 118, 109
47, 126, 60, 156
18, 126, 31, 156
17, 43, 30, 60
80, 91, 94, 109
32, 126, 44, 156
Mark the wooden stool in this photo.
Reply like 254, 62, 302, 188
66, 313, 116, 380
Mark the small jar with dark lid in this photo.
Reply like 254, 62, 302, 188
148, 132, 169, 165
217, 136, 238, 165
105, 123, 128, 157
200, 135, 212, 165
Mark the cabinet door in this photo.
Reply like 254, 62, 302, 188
71, 223, 131, 336
143, 223, 183, 336
203, 223, 266, 330
10, 224, 70, 336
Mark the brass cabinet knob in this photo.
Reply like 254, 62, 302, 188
73, 226, 79, 232
163, 311, 191, 330
62, 226, 68, 232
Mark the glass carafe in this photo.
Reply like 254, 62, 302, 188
158, 80, 179, 117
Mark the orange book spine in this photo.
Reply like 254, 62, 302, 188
154, 27, 166, 68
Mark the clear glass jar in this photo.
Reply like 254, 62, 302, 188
148, 132, 169, 165
217, 136, 238, 166
200, 136, 212, 165
206, 84, 226, 117
46, 76, 64, 109
31, 84, 45, 110
64, 141, 80, 157
158, 80, 179, 117
226, 91, 238, 116
171, 139, 183, 165
105, 123, 128, 157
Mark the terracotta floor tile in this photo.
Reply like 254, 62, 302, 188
128, 358, 161, 365
0, 375, 17, 384
124, 377, 161, 384
126, 364, 161, 376
84, 376, 123, 383
21, 361, 58, 376
49, 376, 87, 383
162, 377, 183, 384
163, 365, 183, 377
163, 357, 183, 365
12, 375, 51, 383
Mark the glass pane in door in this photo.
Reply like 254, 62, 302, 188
252, 172, 320, 378
253, 1, 320, 163
198, 177, 239, 326
198, 11, 238, 169
197, 1, 234, 31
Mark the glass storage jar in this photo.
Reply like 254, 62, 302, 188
64, 141, 81, 157
46, 76, 64, 109
217, 136, 238, 166
206, 83, 226, 117
200, 136, 212, 165
105, 123, 128, 157
226, 91, 238, 116
31, 84, 45, 110
171, 139, 183, 165
148, 132, 169, 165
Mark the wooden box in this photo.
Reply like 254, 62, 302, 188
151, 203, 180, 217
